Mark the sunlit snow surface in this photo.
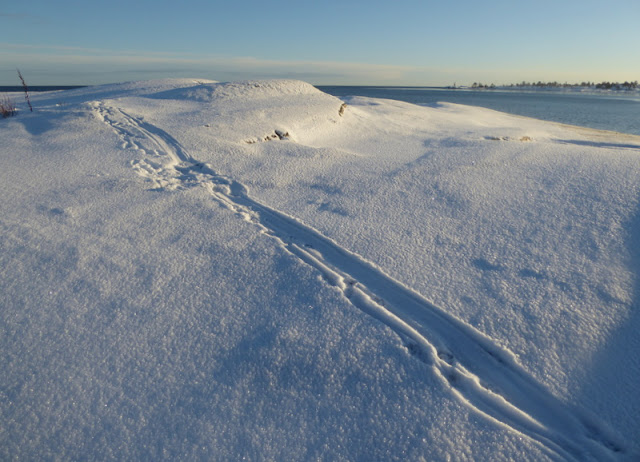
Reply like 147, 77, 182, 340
1, 79, 639, 461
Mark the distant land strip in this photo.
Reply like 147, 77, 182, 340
467, 80, 638, 90
0, 85, 87, 92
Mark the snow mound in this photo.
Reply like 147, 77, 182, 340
150, 79, 325, 102
103, 79, 348, 146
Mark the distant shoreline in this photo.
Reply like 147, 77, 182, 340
2, 83, 638, 96
0, 85, 87, 92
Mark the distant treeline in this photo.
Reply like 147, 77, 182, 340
471, 81, 639, 90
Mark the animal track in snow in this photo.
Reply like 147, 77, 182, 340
96, 101, 627, 462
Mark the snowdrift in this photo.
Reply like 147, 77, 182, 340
1, 79, 639, 461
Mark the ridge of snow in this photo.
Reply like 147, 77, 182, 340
149, 79, 326, 103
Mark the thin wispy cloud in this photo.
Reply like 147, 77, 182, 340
0, 12, 46, 26
0, 13, 38, 19
3, 40, 637, 86
0, 43, 193, 58
0, 43, 438, 85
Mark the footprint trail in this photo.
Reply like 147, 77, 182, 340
95, 102, 627, 462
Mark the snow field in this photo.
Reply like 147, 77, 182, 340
2, 79, 639, 460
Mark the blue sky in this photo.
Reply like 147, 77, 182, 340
1, 0, 639, 86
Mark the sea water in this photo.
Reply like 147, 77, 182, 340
317, 86, 640, 137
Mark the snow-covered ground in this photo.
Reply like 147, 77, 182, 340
1, 79, 639, 461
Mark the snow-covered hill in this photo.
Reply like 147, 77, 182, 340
2, 79, 639, 461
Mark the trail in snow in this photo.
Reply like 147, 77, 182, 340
95, 102, 627, 461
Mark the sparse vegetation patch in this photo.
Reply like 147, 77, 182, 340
0, 96, 16, 118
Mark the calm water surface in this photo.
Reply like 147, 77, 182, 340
317, 86, 640, 137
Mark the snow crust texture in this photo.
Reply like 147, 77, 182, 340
2, 79, 640, 461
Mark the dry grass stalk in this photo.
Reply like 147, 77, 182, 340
17, 69, 33, 112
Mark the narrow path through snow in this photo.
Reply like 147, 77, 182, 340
95, 101, 626, 462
